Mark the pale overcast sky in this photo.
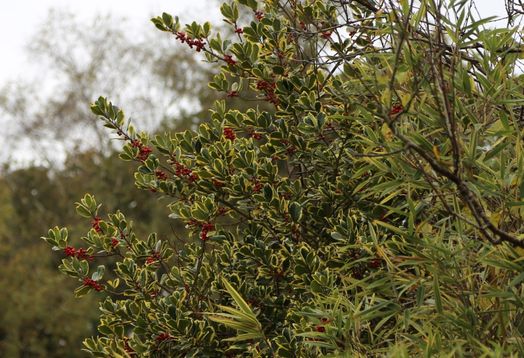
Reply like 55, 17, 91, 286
0, 0, 508, 84
0, 0, 221, 84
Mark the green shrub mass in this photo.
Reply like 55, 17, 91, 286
44, 0, 524, 356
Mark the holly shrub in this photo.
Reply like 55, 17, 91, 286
43, 0, 524, 356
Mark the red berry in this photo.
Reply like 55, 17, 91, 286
76, 248, 94, 261
256, 80, 279, 105
223, 54, 237, 66
155, 170, 168, 180
174, 161, 197, 181
92, 216, 102, 233
64, 246, 76, 257
369, 258, 382, 268
390, 103, 403, 116
223, 127, 236, 141
200, 230, 209, 241
254, 10, 264, 21
146, 251, 161, 265
156, 333, 172, 342
175, 32, 205, 52
202, 222, 215, 231
83, 277, 103, 291
175, 31, 187, 43
188, 173, 199, 182
137, 146, 152, 161
199, 222, 214, 241
315, 325, 326, 333
252, 178, 262, 193
321, 31, 332, 39
192, 38, 205, 52
250, 132, 262, 140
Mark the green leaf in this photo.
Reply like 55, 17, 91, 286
161, 12, 174, 28
91, 265, 105, 281
221, 277, 257, 319
289, 202, 302, 222
223, 332, 264, 342
433, 275, 443, 314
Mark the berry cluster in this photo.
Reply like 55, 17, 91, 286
155, 332, 173, 342
234, 26, 243, 34
226, 90, 239, 98
368, 257, 383, 269
64, 246, 94, 261
254, 10, 264, 21
315, 318, 331, 333
111, 237, 120, 249
249, 131, 262, 140
223, 127, 236, 141
256, 80, 279, 105
64, 246, 75, 256
83, 277, 104, 291
155, 170, 168, 180
173, 161, 199, 182
321, 31, 332, 39
92, 216, 103, 233
146, 251, 161, 265
200, 222, 215, 241
223, 54, 237, 66
217, 206, 229, 216
131, 140, 153, 161
187, 220, 216, 241
252, 177, 262, 193
175, 32, 205, 52
390, 103, 403, 116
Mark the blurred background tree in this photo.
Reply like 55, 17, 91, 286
0, 9, 217, 167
